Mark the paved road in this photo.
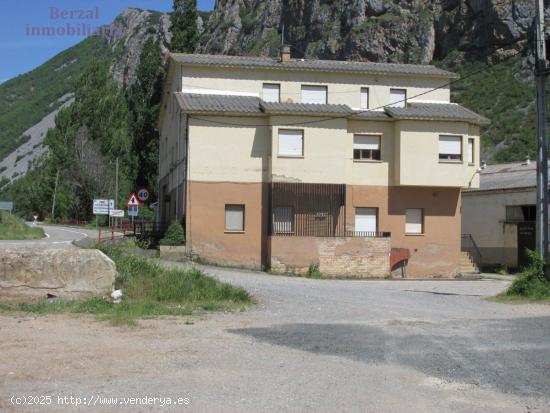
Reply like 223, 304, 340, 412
1, 261, 549, 412
0, 224, 98, 248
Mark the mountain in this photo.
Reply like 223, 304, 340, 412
0, 1, 545, 186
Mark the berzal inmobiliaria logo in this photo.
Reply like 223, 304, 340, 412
26, 6, 123, 38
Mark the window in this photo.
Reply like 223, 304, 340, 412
278, 129, 303, 157
355, 208, 378, 233
390, 88, 406, 108
439, 135, 462, 161
405, 208, 423, 234
360, 87, 369, 109
506, 205, 536, 222
301, 85, 327, 104
262, 83, 280, 103
468, 138, 474, 164
225, 204, 245, 232
273, 206, 294, 234
353, 135, 381, 161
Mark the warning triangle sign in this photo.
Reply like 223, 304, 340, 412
127, 193, 140, 207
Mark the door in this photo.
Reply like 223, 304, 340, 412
355, 208, 378, 235
517, 222, 536, 269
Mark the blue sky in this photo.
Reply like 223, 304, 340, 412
0, 0, 215, 83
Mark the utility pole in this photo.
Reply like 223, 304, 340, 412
115, 157, 119, 209
534, 0, 549, 276
51, 169, 59, 219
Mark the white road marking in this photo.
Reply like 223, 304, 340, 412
46, 226, 88, 239
44, 232, 50, 238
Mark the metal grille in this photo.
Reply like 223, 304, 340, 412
269, 182, 346, 237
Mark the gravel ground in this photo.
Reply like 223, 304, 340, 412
0, 262, 549, 413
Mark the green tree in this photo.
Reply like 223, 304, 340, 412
127, 38, 165, 196
170, 0, 198, 53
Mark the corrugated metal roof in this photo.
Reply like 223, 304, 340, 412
171, 53, 458, 79
466, 161, 541, 192
175, 93, 262, 114
260, 101, 354, 115
385, 102, 490, 125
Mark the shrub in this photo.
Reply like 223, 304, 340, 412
160, 223, 185, 246
503, 250, 550, 300
307, 263, 323, 279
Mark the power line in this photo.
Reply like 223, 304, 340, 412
187, 50, 523, 128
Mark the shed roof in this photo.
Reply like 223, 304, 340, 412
466, 161, 541, 192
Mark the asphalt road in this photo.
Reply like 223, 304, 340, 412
0, 224, 99, 248
2, 260, 549, 413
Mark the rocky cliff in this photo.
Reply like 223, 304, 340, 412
198, 0, 537, 63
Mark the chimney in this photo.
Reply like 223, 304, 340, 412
281, 45, 291, 63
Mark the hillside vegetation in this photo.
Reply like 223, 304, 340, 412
0, 36, 112, 161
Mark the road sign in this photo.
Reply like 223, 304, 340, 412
0, 201, 13, 213
109, 209, 124, 218
137, 188, 149, 202
93, 199, 114, 215
127, 193, 140, 207
128, 205, 138, 217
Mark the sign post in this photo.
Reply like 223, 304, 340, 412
127, 193, 140, 225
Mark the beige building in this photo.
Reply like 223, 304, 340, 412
462, 161, 546, 270
158, 48, 488, 277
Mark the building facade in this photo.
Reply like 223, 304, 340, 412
462, 161, 547, 270
158, 49, 487, 277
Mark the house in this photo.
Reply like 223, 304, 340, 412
462, 160, 547, 270
158, 47, 488, 277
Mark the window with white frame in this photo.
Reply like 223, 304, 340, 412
301, 85, 327, 104
405, 208, 423, 234
273, 206, 294, 234
360, 87, 369, 109
278, 129, 303, 157
468, 138, 474, 164
262, 83, 280, 103
225, 204, 245, 232
389, 88, 406, 108
439, 135, 462, 161
353, 135, 381, 161
355, 207, 378, 233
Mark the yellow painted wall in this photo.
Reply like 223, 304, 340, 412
180, 65, 451, 108
396, 120, 479, 188
188, 116, 270, 183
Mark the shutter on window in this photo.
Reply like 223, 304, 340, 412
263, 84, 280, 103
468, 139, 474, 163
225, 205, 244, 231
405, 209, 423, 234
278, 130, 303, 156
360, 88, 369, 109
439, 136, 462, 155
390, 89, 406, 108
354, 135, 380, 150
355, 208, 377, 233
301, 86, 327, 104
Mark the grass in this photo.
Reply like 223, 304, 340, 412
494, 250, 550, 303
0, 211, 44, 240
0, 244, 252, 326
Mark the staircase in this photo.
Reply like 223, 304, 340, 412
459, 251, 480, 274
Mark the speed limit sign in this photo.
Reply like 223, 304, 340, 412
137, 188, 149, 202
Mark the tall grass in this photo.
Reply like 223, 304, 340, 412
0, 245, 251, 326
0, 211, 44, 240
497, 250, 550, 302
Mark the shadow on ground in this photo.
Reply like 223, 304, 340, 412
228, 316, 550, 398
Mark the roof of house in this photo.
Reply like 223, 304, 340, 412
466, 161, 540, 192
260, 101, 354, 115
385, 102, 490, 125
175, 93, 262, 115
175, 93, 488, 125
170, 53, 458, 79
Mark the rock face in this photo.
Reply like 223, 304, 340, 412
197, 0, 537, 64
0, 248, 116, 300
